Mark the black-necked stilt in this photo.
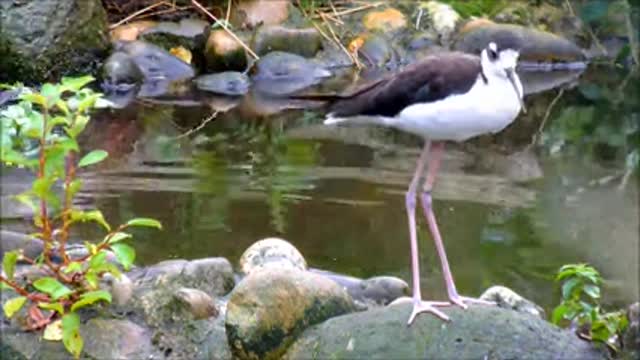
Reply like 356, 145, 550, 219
322, 41, 525, 324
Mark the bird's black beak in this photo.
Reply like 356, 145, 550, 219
505, 68, 526, 113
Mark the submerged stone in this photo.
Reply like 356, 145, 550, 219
113, 40, 195, 82
284, 304, 605, 359
194, 72, 251, 96
226, 268, 356, 359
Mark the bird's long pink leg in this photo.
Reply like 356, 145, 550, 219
419, 142, 493, 309
405, 141, 450, 325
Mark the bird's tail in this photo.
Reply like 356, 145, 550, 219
324, 114, 393, 127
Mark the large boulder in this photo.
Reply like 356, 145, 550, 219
284, 304, 605, 359
0, 0, 110, 83
226, 268, 356, 359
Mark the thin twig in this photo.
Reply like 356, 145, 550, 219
314, 2, 382, 18
529, 88, 565, 148
225, 0, 232, 24
172, 111, 220, 140
109, 1, 171, 29
564, 0, 608, 57
320, 13, 360, 69
191, 0, 259, 60
623, 0, 639, 69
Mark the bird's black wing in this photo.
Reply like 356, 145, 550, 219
330, 52, 483, 118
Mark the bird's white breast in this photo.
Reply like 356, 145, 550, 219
394, 74, 522, 141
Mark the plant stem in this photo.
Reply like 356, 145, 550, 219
0, 275, 50, 302
59, 152, 76, 265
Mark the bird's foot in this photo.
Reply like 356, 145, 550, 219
390, 297, 451, 325
448, 294, 495, 310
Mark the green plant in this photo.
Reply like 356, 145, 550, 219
0, 76, 162, 358
552, 264, 628, 349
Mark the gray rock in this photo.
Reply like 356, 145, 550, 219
194, 72, 250, 96
480, 285, 545, 318
114, 40, 195, 82
311, 269, 409, 309
173, 288, 219, 320
252, 26, 322, 57
238, 237, 307, 276
623, 302, 639, 359
102, 51, 144, 86
226, 268, 356, 359
252, 51, 331, 95
284, 304, 605, 360
82, 319, 154, 359
131, 257, 234, 326
454, 21, 586, 64
0, 0, 110, 83
358, 34, 397, 67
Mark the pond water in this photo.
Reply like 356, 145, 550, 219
2, 63, 638, 313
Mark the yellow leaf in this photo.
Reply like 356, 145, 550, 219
170, 46, 192, 64
43, 319, 63, 341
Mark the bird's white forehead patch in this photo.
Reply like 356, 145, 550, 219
498, 49, 519, 68
488, 42, 497, 52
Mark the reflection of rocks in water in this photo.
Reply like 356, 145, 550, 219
194, 72, 251, 96
519, 69, 584, 95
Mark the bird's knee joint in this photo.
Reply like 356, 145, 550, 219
405, 191, 417, 209
421, 190, 433, 208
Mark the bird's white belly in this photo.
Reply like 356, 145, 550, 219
395, 77, 521, 141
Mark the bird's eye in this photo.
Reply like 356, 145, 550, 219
488, 49, 498, 61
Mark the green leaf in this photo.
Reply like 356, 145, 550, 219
110, 243, 135, 271
70, 209, 111, 231
88, 251, 107, 269
85, 272, 99, 289
583, 284, 601, 299
21, 93, 47, 106
76, 94, 101, 113
3, 296, 27, 318
551, 303, 568, 325
66, 179, 82, 199
105, 232, 132, 244
32, 176, 57, 199
38, 301, 65, 315
561, 277, 581, 300
41, 83, 61, 107
77, 150, 108, 168
63, 261, 83, 274
62, 312, 83, 359
55, 100, 70, 116
61, 76, 94, 92
3, 250, 19, 280
66, 115, 89, 138
33, 277, 73, 300
125, 218, 162, 229
70, 290, 112, 312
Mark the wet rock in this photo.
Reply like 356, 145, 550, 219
623, 302, 640, 358
252, 26, 322, 57
363, 8, 407, 32
110, 20, 157, 42
204, 29, 248, 72
312, 269, 409, 309
252, 51, 331, 95
226, 268, 356, 359
0, 0, 110, 83
454, 21, 586, 63
480, 285, 545, 318
239, 237, 307, 276
131, 257, 234, 325
284, 304, 605, 359
140, 18, 209, 67
82, 319, 154, 359
355, 34, 397, 67
102, 51, 144, 86
421, 1, 461, 42
231, 0, 290, 29
102, 273, 134, 307
111, 40, 195, 83
0, 318, 157, 359
173, 288, 219, 320
194, 72, 251, 96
